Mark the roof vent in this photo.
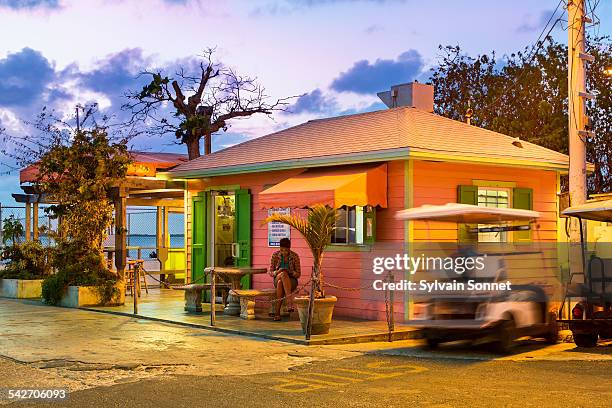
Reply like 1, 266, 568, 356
377, 82, 434, 112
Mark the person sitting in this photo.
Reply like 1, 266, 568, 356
269, 238, 301, 321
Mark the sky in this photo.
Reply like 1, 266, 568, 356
0, 0, 611, 203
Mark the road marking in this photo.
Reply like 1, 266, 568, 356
270, 378, 327, 393
306, 373, 364, 383
270, 361, 428, 393
334, 368, 404, 380
365, 361, 429, 373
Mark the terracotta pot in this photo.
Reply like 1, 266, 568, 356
294, 296, 337, 335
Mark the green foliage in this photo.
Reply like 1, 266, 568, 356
41, 240, 119, 305
138, 73, 170, 100
37, 126, 131, 250
265, 205, 338, 298
2, 215, 24, 245
35, 122, 128, 304
0, 241, 52, 280
431, 36, 611, 193
94, 280, 120, 305
41, 273, 66, 306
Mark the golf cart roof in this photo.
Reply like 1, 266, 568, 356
562, 199, 612, 222
396, 203, 540, 223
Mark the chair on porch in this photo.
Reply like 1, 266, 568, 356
125, 259, 149, 297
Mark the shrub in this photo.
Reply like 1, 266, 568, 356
0, 241, 52, 280
1, 215, 24, 246
41, 240, 119, 305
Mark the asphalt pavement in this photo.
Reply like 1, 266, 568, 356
1, 298, 611, 408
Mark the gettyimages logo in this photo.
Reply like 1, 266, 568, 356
370, 253, 513, 293
372, 254, 487, 275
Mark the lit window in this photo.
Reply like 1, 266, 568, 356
477, 188, 510, 242
331, 206, 364, 245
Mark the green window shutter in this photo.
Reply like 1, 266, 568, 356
457, 185, 478, 205
457, 185, 478, 242
191, 193, 207, 283
235, 189, 252, 289
513, 187, 533, 241
512, 188, 533, 210
363, 206, 376, 244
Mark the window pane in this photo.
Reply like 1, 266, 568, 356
477, 188, 509, 242
332, 207, 348, 243
348, 207, 356, 244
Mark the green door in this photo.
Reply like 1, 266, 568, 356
235, 189, 252, 289
191, 193, 207, 283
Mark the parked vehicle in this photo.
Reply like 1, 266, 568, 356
558, 199, 612, 348
397, 204, 558, 353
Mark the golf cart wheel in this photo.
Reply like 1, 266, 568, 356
544, 312, 558, 344
425, 337, 440, 350
573, 333, 598, 348
494, 319, 516, 354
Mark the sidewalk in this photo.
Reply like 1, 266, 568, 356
84, 288, 419, 345
2, 298, 611, 365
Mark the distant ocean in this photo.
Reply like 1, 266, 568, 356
123, 235, 185, 258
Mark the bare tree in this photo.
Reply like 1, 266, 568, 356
124, 49, 296, 160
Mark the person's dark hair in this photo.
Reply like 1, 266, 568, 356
279, 238, 291, 249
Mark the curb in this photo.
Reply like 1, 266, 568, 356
78, 306, 421, 345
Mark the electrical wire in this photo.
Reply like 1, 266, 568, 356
478, 0, 565, 115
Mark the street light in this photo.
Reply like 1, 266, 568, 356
604, 67, 612, 76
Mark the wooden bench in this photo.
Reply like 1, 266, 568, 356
174, 283, 231, 313
230, 289, 289, 320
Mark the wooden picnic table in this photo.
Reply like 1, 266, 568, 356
205, 266, 267, 323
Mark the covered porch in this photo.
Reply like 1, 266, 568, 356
16, 151, 190, 287
83, 288, 419, 345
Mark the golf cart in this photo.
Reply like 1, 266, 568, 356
558, 199, 612, 347
397, 203, 558, 353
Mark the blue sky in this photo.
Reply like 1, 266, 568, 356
0, 0, 610, 203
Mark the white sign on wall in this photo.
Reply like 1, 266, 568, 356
268, 208, 291, 247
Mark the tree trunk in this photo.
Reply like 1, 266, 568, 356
204, 132, 212, 155
186, 138, 201, 160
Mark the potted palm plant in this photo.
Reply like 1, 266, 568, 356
265, 204, 338, 335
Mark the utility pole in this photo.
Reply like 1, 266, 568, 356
567, 0, 594, 243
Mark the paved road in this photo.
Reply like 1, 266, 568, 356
3, 355, 612, 408
1, 299, 611, 407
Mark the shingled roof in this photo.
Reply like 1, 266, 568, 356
169, 107, 569, 177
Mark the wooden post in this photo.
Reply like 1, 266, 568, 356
156, 207, 163, 250
133, 262, 139, 315
159, 206, 167, 284
209, 267, 216, 326
163, 206, 170, 247
32, 202, 39, 241
567, 0, 588, 244
114, 188, 128, 281
25, 202, 31, 241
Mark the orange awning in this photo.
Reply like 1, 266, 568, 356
259, 163, 387, 209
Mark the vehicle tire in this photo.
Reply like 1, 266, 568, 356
573, 333, 598, 348
425, 337, 439, 350
544, 312, 558, 344
494, 318, 516, 354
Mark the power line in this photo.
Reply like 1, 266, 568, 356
477, 0, 565, 115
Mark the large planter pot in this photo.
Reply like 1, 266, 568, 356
294, 296, 337, 335
57, 282, 125, 308
0, 278, 44, 299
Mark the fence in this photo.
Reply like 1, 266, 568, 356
0, 203, 57, 248
1, 204, 185, 254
